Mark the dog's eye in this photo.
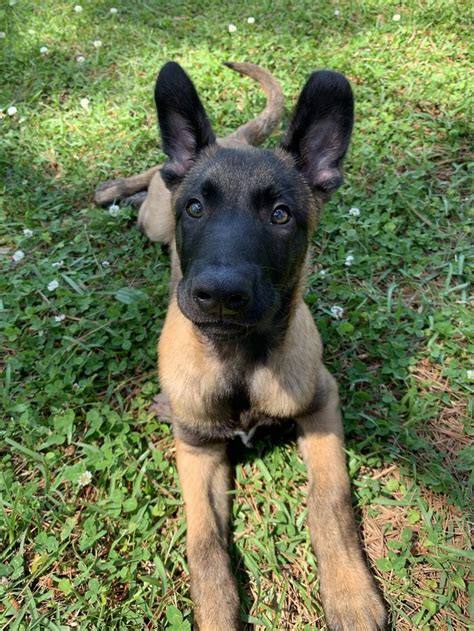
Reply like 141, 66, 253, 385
186, 199, 204, 218
271, 205, 291, 225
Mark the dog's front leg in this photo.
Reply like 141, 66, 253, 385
175, 437, 240, 631
296, 369, 387, 631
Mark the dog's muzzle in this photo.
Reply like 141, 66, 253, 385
191, 268, 252, 317
177, 261, 279, 339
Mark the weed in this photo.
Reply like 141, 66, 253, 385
1, 1, 472, 629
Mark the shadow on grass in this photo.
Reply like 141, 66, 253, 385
2, 2, 470, 629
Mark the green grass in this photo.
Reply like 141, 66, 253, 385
1, 1, 472, 629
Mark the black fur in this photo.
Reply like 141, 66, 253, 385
172, 146, 309, 355
282, 70, 354, 193
155, 62, 216, 187
156, 63, 354, 360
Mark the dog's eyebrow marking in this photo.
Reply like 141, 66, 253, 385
251, 185, 278, 208
200, 178, 219, 200
251, 184, 293, 208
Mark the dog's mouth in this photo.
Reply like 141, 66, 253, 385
194, 320, 253, 340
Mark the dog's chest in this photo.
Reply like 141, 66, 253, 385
174, 380, 287, 447
202, 385, 288, 446
233, 408, 284, 446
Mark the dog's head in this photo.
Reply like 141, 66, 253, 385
155, 62, 353, 342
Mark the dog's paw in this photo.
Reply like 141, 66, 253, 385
149, 392, 173, 423
123, 192, 147, 209
94, 178, 130, 206
321, 574, 387, 631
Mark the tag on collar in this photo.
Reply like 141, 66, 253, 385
233, 424, 258, 447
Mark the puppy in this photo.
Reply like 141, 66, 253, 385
101, 62, 387, 630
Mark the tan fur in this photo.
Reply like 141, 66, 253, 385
249, 300, 323, 417
297, 372, 386, 629
94, 165, 160, 207
160, 300, 322, 421
136, 167, 173, 243
175, 438, 240, 630
158, 298, 226, 423
163, 314, 386, 629
100, 61, 387, 629
223, 61, 284, 145
156, 226, 386, 630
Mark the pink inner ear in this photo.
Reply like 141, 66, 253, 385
306, 165, 342, 193
313, 166, 339, 184
167, 156, 195, 178
167, 112, 198, 169
300, 121, 345, 192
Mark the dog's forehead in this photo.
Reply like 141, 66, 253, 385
187, 146, 300, 198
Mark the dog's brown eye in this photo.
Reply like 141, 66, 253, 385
271, 205, 291, 225
186, 199, 203, 218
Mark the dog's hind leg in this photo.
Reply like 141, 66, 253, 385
296, 368, 387, 631
148, 392, 172, 423
175, 438, 240, 631
94, 165, 161, 206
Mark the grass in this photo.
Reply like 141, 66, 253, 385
1, 0, 472, 629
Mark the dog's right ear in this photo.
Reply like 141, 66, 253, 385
281, 70, 354, 197
155, 62, 216, 188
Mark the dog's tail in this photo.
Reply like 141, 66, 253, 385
94, 62, 284, 206
222, 62, 284, 146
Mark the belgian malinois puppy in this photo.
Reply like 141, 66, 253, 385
97, 62, 387, 630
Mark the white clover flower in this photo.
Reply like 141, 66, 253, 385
392, 14, 401, 21
54, 314, 66, 322
228, 23, 237, 33
334, 9, 341, 16
23, 228, 33, 237
102, 260, 110, 267
52, 260, 64, 268
93, 39, 102, 48
467, 369, 474, 381
47, 279, 59, 291
0, 32, 6, 39
110, 7, 118, 14
348, 207, 360, 217
74, 4, 83, 12
344, 254, 354, 267
40, 46, 48, 55
7, 105, 17, 116
330, 305, 344, 320
80, 97, 90, 110
28, 29, 35, 35
247, 17, 255, 24
76, 55, 86, 63
319, 269, 327, 277
78, 470, 92, 487
108, 204, 120, 217
12, 250, 25, 262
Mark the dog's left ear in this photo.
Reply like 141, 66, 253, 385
155, 61, 216, 188
281, 70, 354, 196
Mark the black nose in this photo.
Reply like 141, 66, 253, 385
192, 270, 252, 316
